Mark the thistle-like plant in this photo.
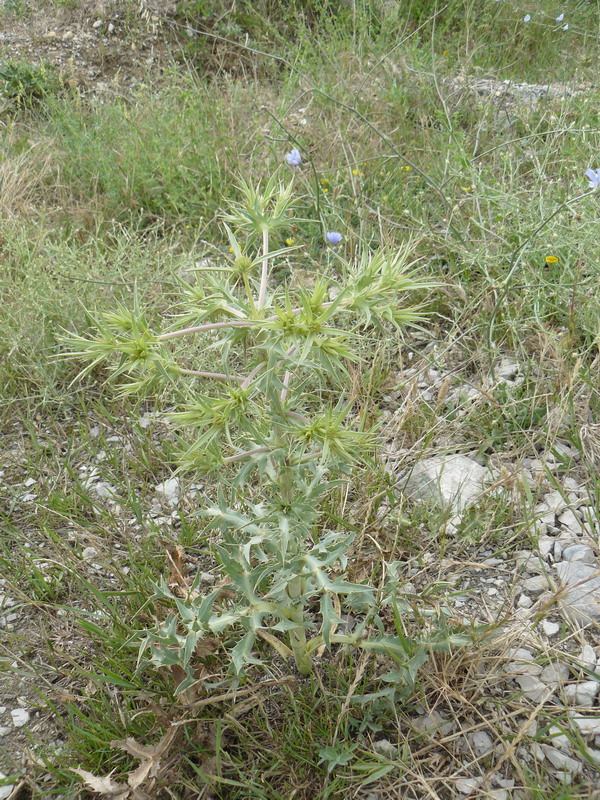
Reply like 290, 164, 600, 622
61, 177, 466, 690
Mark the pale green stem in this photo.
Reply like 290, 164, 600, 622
241, 362, 265, 390
257, 228, 269, 310
223, 446, 272, 463
280, 370, 291, 403
158, 320, 256, 341
178, 367, 244, 382
286, 603, 312, 676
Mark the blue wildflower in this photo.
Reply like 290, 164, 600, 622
285, 148, 302, 167
585, 169, 600, 189
523, 14, 531, 22
556, 13, 564, 21
562, 23, 569, 30
326, 231, 343, 245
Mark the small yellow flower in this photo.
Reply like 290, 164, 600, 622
382, 195, 388, 201
286, 237, 295, 246
546, 255, 559, 264
185, 225, 191, 229
443, 50, 449, 55
322, 187, 329, 193
352, 168, 359, 175
404, 165, 411, 171
320, 177, 330, 185
229, 246, 234, 253
461, 186, 472, 192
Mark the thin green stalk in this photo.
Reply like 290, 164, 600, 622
257, 228, 270, 310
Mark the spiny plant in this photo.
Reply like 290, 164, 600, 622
61, 173, 472, 690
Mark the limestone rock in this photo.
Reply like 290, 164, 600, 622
542, 745, 581, 773
562, 544, 594, 564
154, 477, 181, 507
402, 455, 490, 513
570, 713, 600, 738
555, 562, 600, 626
563, 681, 599, 706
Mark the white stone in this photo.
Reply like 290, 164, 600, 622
0, 726, 10, 737
555, 562, 600, 626
92, 19, 102, 28
547, 725, 571, 751
541, 620, 560, 637
587, 748, 600, 765
538, 537, 556, 559
413, 709, 454, 736
559, 510, 584, 536
468, 730, 494, 757
495, 359, 519, 381
538, 490, 568, 515
516, 550, 544, 573
154, 477, 181, 507
515, 675, 549, 702
506, 647, 535, 661
577, 645, 597, 672
456, 777, 483, 794
518, 593, 533, 609
82, 547, 98, 561
11, 707, 30, 727
488, 792, 508, 800
402, 455, 490, 513
570, 713, 600, 737
0, 772, 14, 800
540, 663, 569, 685
506, 654, 542, 676
542, 745, 581, 773
563, 681, 599, 706
562, 544, 594, 564
522, 574, 550, 595
373, 738, 398, 758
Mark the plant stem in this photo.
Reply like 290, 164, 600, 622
280, 370, 291, 403
257, 228, 269, 310
158, 320, 256, 341
285, 602, 312, 676
178, 367, 244, 382
223, 446, 272, 463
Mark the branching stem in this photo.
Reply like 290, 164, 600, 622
178, 367, 244, 382
257, 228, 270, 310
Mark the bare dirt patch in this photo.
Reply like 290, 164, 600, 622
0, 0, 175, 95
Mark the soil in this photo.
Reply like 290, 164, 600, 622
0, 0, 177, 96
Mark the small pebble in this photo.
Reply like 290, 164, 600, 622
578, 645, 597, 672
456, 778, 483, 794
541, 620, 560, 637
11, 707, 30, 727
540, 663, 569, 686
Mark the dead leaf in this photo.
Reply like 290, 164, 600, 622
194, 637, 220, 659
111, 726, 179, 790
70, 768, 129, 799
166, 544, 190, 597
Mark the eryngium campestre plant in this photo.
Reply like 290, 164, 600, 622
61, 176, 467, 691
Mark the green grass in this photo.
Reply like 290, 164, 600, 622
1, 0, 600, 796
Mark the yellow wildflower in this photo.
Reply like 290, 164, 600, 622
286, 237, 295, 246
545, 255, 559, 264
